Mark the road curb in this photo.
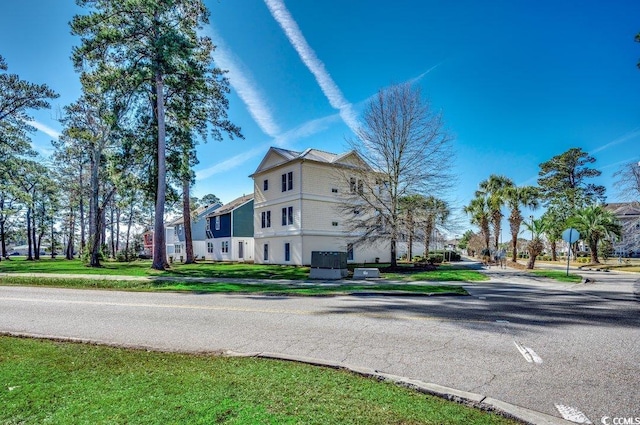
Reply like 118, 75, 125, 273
226, 350, 575, 425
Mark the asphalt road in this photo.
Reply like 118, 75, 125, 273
0, 265, 638, 424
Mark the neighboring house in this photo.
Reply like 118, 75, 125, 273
206, 194, 254, 262
168, 202, 222, 261
140, 226, 175, 259
250, 147, 390, 266
605, 202, 640, 257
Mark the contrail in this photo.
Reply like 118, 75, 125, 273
26, 120, 61, 139
590, 127, 640, 154
205, 25, 281, 138
263, 0, 359, 134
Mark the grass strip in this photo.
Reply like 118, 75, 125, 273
0, 336, 518, 424
529, 270, 583, 283
383, 268, 489, 282
0, 276, 467, 296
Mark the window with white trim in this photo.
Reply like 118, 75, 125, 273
261, 211, 271, 228
221, 241, 229, 253
284, 243, 291, 262
214, 216, 220, 231
207, 242, 214, 253
281, 206, 293, 226
281, 171, 293, 191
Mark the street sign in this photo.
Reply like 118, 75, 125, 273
562, 228, 580, 276
562, 228, 580, 244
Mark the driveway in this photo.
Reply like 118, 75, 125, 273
0, 263, 637, 424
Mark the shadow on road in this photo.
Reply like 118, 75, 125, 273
313, 281, 640, 332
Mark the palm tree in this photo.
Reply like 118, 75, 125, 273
567, 205, 622, 264
464, 196, 491, 253
422, 196, 450, 257
476, 175, 514, 252
399, 194, 425, 261
503, 185, 539, 262
540, 209, 564, 261
522, 218, 547, 269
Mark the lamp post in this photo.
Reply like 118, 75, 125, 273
529, 215, 534, 241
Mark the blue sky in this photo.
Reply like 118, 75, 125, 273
1, 0, 639, 231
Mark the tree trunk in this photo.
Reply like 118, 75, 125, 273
550, 240, 557, 261
125, 204, 134, 261
526, 239, 543, 269
424, 221, 433, 257
79, 165, 86, 256
590, 239, 599, 264
0, 219, 5, 260
89, 150, 101, 267
26, 207, 33, 261
511, 229, 519, 262
110, 205, 115, 258
115, 205, 120, 255
390, 238, 397, 267
152, 71, 167, 270
66, 206, 75, 260
182, 177, 195, 264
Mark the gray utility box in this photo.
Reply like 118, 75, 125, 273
309, 251, 348, 280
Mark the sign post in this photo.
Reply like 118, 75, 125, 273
562, 228, 581, 276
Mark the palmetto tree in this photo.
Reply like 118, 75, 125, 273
522, 218, 547, 269
399, 194, 425, 261
422, 196, 450, 256
503, 185, 539, 262
464, 197, 491, 252
476, 175, 514, 252
567, 205, 622, 264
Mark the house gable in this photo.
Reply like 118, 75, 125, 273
252, 147, 300, 176
333, 151, 371, 170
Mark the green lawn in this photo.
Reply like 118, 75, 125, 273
382, 264, 489, 282
529, 270, 583, 283
0, 258, 311, 280
0, 258, 481, 296
0, 336, 518, 424
0, 275, 467, 296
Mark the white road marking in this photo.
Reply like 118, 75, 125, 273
554, 404, 592, 423
513, 340, 543, 363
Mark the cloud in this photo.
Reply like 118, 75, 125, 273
590, 127, 640, 154
204, 25, 281, 138
263, 0, 359, 134
26, 120, 61, 139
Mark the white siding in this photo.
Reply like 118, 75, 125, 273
252, 151, 388, 265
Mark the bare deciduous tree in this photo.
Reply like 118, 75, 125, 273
337, 83, 454, 267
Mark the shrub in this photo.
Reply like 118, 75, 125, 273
428, 254, 444, 264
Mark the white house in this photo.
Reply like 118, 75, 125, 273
605, 202, 640, 257
250, 147, 390, 266
167, 202, 222, 261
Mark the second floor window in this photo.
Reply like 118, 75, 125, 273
214, 216, 220, 231
282, 171, 293, 192
281, 206, 293, 226
261, 211, 271, 228
263, 179, 269, 191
